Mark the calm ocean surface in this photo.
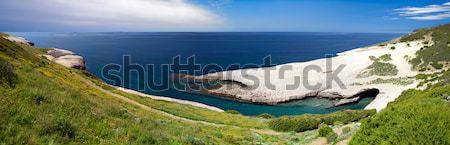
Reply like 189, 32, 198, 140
13, 32, 402, 116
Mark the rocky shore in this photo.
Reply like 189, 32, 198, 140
180, 40, 425, 111
43, 48, 86, 70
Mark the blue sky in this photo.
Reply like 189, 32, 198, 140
0, 0, 449, 32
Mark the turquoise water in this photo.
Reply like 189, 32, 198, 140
13, 32, 401, 116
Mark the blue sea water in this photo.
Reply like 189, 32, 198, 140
13, 32, 402, 116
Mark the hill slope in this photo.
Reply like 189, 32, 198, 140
0, 33, 288, 144
350, 24, 450, 145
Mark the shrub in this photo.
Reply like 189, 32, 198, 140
257, 113, 274, 119
415, 74, 428, 80
268, 110, 375, 132
342, 127, 352, 134
318, 126, 333, 137
268, 115, 322, 132
326, 131, 338, 143
431, 62, 443, 69
225, 110, 241, 115
34, 94, 47, 105
390, 46, 396, 50
0, 59, 18, 87
43, 117, 77, 138
369, 61, 398, 76
379, 54, 392, 61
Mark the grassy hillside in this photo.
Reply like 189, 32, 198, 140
350, 24, 450, 145
0, 33, 286, 144
401, 24, 450, 70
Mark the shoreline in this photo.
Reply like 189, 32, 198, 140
115, 86, 225, 112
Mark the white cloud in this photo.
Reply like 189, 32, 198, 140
395, 2, 450, 20
1, 0, 226, 31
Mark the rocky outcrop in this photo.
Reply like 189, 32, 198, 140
177, 74, 380, 106
4, 36, 34, 46
43, 48, 86, 70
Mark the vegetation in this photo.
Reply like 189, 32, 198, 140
390, 46, 396, 50
379, 54, 392, 61
268, 110, 375, 132
0, 34, 294, 144
318, 125, 333, 137
225, 110, 241, 115
404, 24, 450, 69
0, 58, 18, 87
350, 85, 450, 145
326, 131, 338, 143
257, 113, 274, 119
431, 61, 444, 69
359, 54, 398, 77
368, 77, 414, 86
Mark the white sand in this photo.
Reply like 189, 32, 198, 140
116, 87, 224, 112
202, 41, 424, 111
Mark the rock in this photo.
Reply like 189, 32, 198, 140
335, 97, 360, 106
47, 48, 75, 58
44, 48, 86, 70
447, 96, 450, 101
4, 36, 34, 46
55, 55, 86, 70
317, 91, 347, 99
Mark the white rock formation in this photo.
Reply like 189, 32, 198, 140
3, 35, 34, 46
196, 41, 424, 111
44, 48, 86, 70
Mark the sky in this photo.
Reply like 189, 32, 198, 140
0, 0, 449, 33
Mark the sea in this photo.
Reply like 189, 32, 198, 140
12, 32, 402, 116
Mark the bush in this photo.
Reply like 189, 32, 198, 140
268, 110, 375, 132
390, 46, 396, 50
257, 113, 274, 119
379, 54, 392, 61
225, 110, 241, 115
0, 59, 18, 87
34, 94, 47, 105
318, 126, 333, 137
326, 131, 338, 143
431, 62, 443, 69
43, 117, 77, 138
415, 74, 428, 80
268, 115, 322, 132
342, 127, 352, 134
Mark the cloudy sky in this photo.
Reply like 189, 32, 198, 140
0, 0, 449, 32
